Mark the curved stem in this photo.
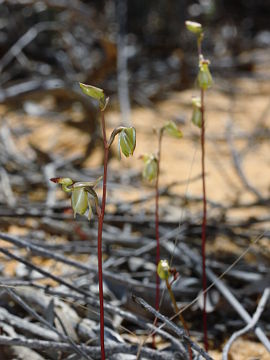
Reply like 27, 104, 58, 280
97, 110, 108, 360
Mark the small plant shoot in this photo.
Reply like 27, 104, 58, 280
157, 259, 192, 360
141, 119, 182, 345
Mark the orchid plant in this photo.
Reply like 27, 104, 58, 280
186, 20, 213, 351
142, 121, 182, 319
51, 83, 136, 360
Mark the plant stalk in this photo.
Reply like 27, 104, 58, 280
200, 87, 208, 351
97, 110, 108, 360
155, 129, 163, 312
152, 130, 163, 348
197, 37, 208, 352
165, 278, 192, 359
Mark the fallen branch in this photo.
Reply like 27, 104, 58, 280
132, 294, 213, 360
222, 287, 270, 360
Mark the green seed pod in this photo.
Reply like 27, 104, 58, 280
191, 97, 202, 128
79, 83, 106, 110
163, 121, 182, 139
197, 61, 213, 90
157, 259, 170, 280
119, 127, 136, 158
71, 187, 88, 218
142, 154, 158, 182
185, 21, 203, 36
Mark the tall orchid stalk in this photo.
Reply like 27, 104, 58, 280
142, 121, 182, 318
186, 21, 213, 351
52, 83, 136, 360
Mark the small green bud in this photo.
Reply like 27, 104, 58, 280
163, 121, 182, 139
157, 259, 170, 280
50, 177, 73, 192
118, 127, 136, 158
191, 97, 202, 128
197, 60, 213, 90
50, 177, 73, 186
79, 83, 107, 110
185, 21, 203, 36
142, 154, 158, 182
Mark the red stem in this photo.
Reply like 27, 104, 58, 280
197, 36, 208, 352
200, 87, 208, 351
152, 130, 163, 348
97, 110, 108, 360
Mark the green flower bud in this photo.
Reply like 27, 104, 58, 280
79, 83, 107, 110
185, 21, 203, 36
163, 121, 182, 139
157, 259, 170, 280
50, 177, 73, 186
191, 97, 202, 128
197, 60, 213, 90
50, 177, 73, 192
142, 154, 158, 182
118, 127, 136, 158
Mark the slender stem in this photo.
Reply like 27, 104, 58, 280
197, 36, 208, 352
155, 130, 163, 312
97, 110, 108, 360
165, 278, 193, 360
152, 130, 163, 348
200, 87, 208, 351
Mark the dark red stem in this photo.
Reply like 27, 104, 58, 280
200, 87, 208, 351
152, 130, 163, 348
97, 110, 108, 360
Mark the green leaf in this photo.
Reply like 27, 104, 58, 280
163, 121, 182, 139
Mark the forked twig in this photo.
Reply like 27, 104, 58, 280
222, 287, 270, 360
132, 294, 213, 360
